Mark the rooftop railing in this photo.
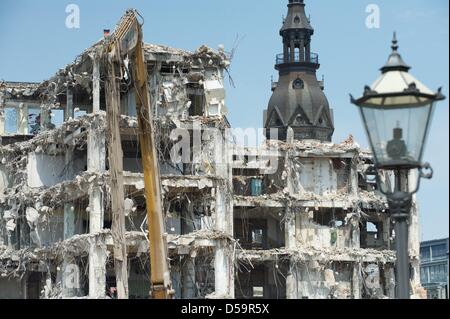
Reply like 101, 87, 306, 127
276, 52, 319, 65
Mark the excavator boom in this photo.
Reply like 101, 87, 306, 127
107, 9, 173, 299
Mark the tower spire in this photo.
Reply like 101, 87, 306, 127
391, 32, 399, 51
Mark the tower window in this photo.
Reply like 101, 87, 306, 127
293, 78, 304, 90
294, 16, 300, 24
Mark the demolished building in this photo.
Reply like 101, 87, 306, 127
0, 1, 425, 299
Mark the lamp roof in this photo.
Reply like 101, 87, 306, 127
380, 32, 411, 73
352, 33, 445, 107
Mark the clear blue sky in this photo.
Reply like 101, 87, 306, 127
0, 0, 448, 241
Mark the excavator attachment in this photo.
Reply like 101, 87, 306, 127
107, 9, 173, 299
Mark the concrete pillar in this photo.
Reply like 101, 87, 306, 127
65, 86, 74, 121
297, 210, 310, 247
214, 184, 234, 297
385, 265, 396, 299
87, 127, 106, 298
215, 240, 233, 297
87, 128, 106, 173
89, 187, 104, 233
405, 170, 422, 296
284, 130, 295, 195
40, 105, 51, 132
286, 261, 298, 299
349, 162, 359, 195
17, 103, 28, 134
213, 129, 234, 298
87, 63, 107, 299
350, 215, 361, 248
92, 56, 101, 113
63, 146, 75, 239
61, 143, 78, 298
382, 216, 391, 250
88, 237, 107, 298
285, 208, 296, 250
87, 130, 106, 222
352, 264, 361, 299
286, 204, 297, 299
63, 204, 76, 241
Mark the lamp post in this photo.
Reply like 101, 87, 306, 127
351, 33, 446, 299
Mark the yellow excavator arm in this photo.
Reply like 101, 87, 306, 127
108, 9, 173, 299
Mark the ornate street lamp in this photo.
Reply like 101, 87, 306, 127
351, 33, 446, 299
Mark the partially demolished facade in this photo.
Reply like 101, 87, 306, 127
232, 137, 423, 299
0, 4, 424, 300
0, 41, 236, 299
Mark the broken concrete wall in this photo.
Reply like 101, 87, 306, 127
296, 210, 357, 250
296, 158, 338, 195
146, 44, 229, 121
27, 152, 86, 188
204, 68, 227, 117
295, 261, 353, 299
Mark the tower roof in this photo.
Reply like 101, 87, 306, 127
280, 0, 313, 33
380, 32, 411, 73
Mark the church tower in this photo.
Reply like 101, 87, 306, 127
264, 0, 334, 141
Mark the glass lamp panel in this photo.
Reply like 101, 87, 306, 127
382, 95, 430, 106
360, 102, 434, 167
